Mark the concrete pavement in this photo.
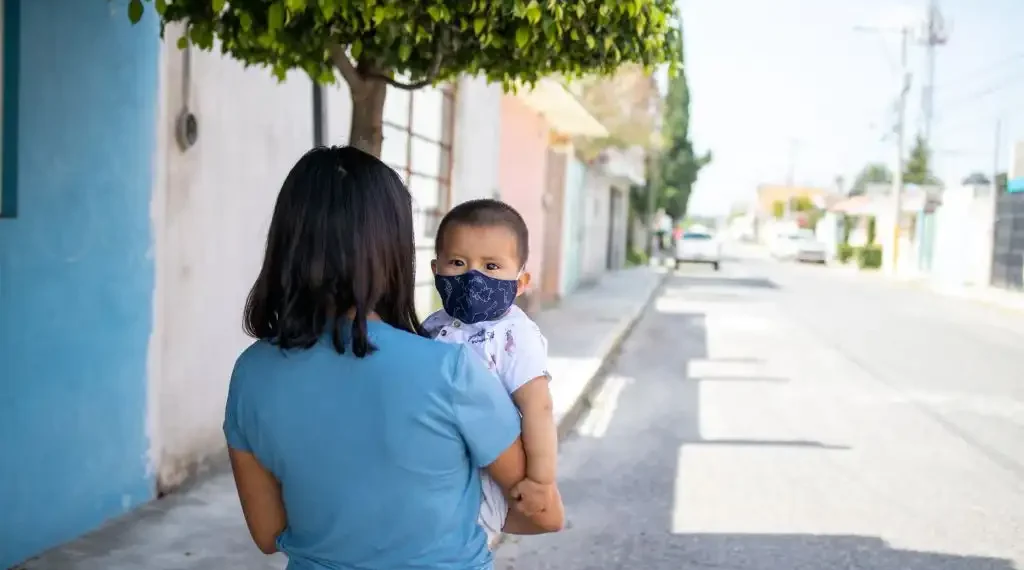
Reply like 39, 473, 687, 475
496, 253, 1024, 570
16, 267, 667, 570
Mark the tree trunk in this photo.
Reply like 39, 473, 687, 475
348, 78, 387, 157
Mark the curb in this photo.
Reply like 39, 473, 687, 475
490, 268, 670, 550
553, 268, 670, 442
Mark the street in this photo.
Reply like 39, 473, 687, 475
496, 249, 1024, 570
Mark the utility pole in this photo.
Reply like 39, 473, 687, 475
786, 138, 799, 188
889, 27, 912, 275
919, 0, 948, 146
992, 118, 1002, 192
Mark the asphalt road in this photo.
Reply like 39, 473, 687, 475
495, 250, 1024, 570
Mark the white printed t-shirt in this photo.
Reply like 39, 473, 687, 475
423, 305, 549, 542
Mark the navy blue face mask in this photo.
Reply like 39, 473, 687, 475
434, 270, 520, 324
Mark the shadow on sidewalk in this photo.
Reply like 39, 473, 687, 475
495, 272, 1016, 570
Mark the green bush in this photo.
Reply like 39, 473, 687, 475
837, 243, 855, 264
627, 249, 649, 267
858, 245, 883, 270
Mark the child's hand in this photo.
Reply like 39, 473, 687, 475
512, 478, 556, 516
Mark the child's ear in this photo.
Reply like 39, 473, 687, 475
516, 271, 532, 297
430, 259, 437, 274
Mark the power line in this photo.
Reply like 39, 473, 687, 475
933, 51, 1024, 93
931, 73, 1024, 128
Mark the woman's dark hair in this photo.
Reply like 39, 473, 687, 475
243, 146, 425, 357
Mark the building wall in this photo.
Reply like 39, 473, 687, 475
0, 2, 161, 566
451, 76, 501, 204
608, 185, 629, 271
559, 156, 587, 297
539, 148, 567, 304
580, 167, 612, 282
933, 185, 996, 288
498, 96, 548, 308
150, 29, 314, 489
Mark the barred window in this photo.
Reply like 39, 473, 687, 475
381, 83, 456, 238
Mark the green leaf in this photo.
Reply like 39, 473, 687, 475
154, 0, 168, 16
372, 6, 387, 24
351, 39, 363, 60
525, 1, 542, 24
398, 43, 412, 62
427, 5, 444, 22
516, 26, 529, 48
127, 0, 144, 24
176, 36, 188, 50
285, 0, 308, 14
474, 17, 486, 35
586, 35, 596, 49
268, 3, 285, 32
319, 0, 338, 19
212, 0, 226, 15
239, 12, 253, 31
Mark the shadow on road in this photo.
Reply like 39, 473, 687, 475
496, 273, 1016, 570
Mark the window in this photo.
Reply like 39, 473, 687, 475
0, 0, 16, 219
380, 82, 456, 238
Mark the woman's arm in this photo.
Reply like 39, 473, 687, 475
228, 448, 287, 554
485, 439, 565, 533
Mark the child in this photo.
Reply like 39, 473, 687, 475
423, 198, 558, 544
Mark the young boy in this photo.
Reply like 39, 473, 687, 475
423, 198, 558, 544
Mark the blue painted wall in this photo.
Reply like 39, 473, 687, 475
0, 1, 160, 566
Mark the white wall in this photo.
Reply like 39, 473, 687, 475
150, 33, 315, 489
580, 167, 612, 282
451, 76, 502, 204
932, 185, 995, 287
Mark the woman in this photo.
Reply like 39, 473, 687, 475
224, 146, 564, 570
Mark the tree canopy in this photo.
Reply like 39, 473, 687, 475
647, 28, 709, 221
849, 163, 892, 196
127, 0, 683, 155
903, 134, 941, 187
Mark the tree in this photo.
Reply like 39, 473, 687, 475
649, 28, 710, 221
127, 0, 682, 156
849, 163, 892, 196
961, 172, 991, 186
903, 134, 941, 186
571, 64, 662, 160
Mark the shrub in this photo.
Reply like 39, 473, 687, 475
627, 249, 649, 267
837, 243, 855, 264
858, 245, 883, 270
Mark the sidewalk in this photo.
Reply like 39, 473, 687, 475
925, 281, 1024, 314
825, 261, 1024, 314
17, 266, 668, 570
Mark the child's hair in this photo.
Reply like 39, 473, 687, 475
435, 198, 529, 266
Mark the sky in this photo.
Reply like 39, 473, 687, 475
677, 0, 1024, 215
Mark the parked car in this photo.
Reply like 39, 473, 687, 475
675, 229, 722, 270
772, 229, 827, 264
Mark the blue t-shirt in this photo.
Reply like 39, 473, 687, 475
223, 320, 522, 570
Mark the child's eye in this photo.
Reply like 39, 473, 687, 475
449, 259, 465, 267
486, 263, 500, 271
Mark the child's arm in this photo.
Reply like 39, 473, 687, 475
511, 377, 557, 485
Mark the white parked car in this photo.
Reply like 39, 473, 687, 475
773, 229, 827, 264
675, 229, 722, 270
